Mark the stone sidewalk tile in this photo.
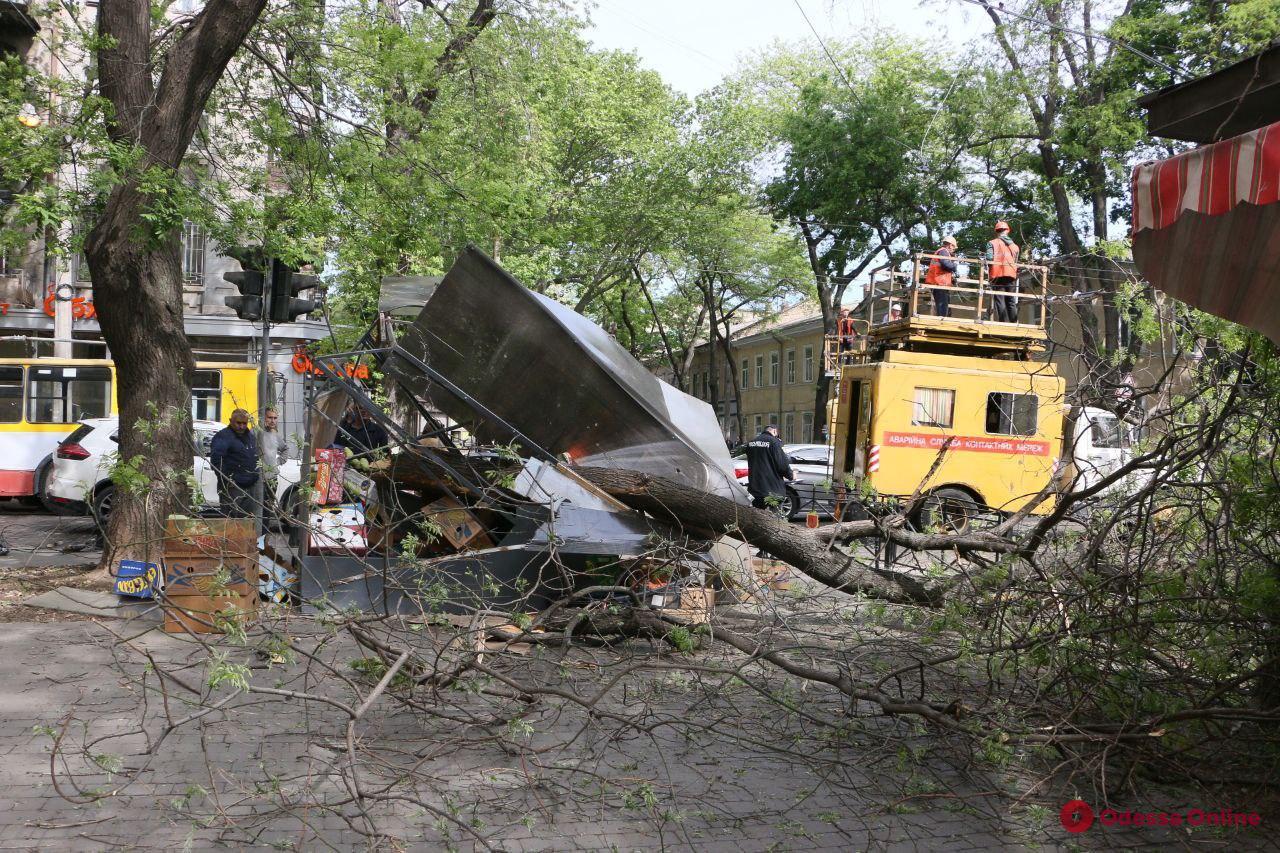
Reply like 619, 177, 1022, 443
0, 620, 1227, 851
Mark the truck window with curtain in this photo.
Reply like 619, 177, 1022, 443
912, 387, 955, 428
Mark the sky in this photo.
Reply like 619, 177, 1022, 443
581, 0, 989, 96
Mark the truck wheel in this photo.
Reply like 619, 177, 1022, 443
917, 488, 980, 536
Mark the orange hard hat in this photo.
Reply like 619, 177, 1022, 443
994, 220, 1010, 232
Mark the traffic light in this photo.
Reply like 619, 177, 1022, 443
224, 269, 265, 321
269, 261, 320, 324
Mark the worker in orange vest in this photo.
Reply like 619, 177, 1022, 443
924, 235, 959, 317
837, 306, 859, 362
985, 221, 1020, 322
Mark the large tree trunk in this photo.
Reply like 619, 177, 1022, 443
87, 0, 269, 570
85, 196, 195, 567
576, 466, 957, 606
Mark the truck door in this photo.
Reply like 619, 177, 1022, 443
840, 380, 872, 481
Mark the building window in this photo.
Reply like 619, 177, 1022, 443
802, 412, 814, 443
753, 414, 763, 435
755, 355, 764, 387
26, 366, 111, 424
0, 247, 19, 277
786, 350, 796, 384
986, 392, 1038, 436
191, 370, 222, 422
784, 412, 795, 443
912, 387, 955, 428
768, 412, 778, 428
0, 367, 22, 423
769, 353, 779, 386
741, 359, 749, 389
181, 219, 206, 284
803, 346, 814, 383
74, 253, 92, 282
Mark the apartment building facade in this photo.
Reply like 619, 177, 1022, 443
680, 302, 829, 446
0, 1, 327, 441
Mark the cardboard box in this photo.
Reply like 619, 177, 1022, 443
162, 592, 256, 634
115, 560, 161, 599
647, 585, 714, 623
423, 496, 492, 549
307, 504, 368, 554
164, 516, 256, 558
679, 586, 715, 615
752, 558, 793, 591
314, 449, 347, 505
164, 556, 256, 599
257, 550, 295, 603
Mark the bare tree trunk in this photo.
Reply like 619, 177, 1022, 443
717, 316, 745, 440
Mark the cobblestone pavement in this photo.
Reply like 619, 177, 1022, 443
0, 506, 1268, 850
0, 613, 1263, 852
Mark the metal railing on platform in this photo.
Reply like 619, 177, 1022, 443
861, 253, 1049, 333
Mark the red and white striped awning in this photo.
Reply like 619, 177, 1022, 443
1131, 120, 1280, 344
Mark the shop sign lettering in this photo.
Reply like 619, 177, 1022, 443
43, 293, 97, 320
291, 349, 370, 380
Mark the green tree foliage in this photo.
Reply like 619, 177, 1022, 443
971, 0, 1280, 365
250, 5, 703, 335
714, 35, 1029, 424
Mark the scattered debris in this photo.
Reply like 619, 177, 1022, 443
293, 247, 758, 617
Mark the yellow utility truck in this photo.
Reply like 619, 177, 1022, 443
827, 253, 1115, 530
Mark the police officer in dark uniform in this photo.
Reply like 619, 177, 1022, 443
745, 424, 794, 513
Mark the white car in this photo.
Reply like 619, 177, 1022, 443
45, 417, 301, 524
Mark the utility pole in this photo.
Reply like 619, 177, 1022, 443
253, 260, 277, 538
224, 254, 317, 536
50, 267, 72, 358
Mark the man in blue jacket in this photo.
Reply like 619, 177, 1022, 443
210, 408, 259, 518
